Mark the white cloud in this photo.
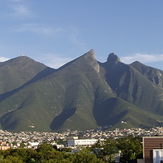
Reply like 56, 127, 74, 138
9, 1, 33, 18
15, 23, 63, 35
14, 4, 30, 14
121, 53, 163, 64
11, 5, 29, 15
0, 57, 10, 62
37, 55, 73, 69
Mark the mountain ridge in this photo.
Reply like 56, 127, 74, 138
0, 50, 163, 132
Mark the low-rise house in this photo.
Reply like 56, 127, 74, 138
0, 142, 11, 150
0, 146, 10, 150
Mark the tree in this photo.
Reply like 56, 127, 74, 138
117, 135, 143, 163
0, 142, 105, 163
60, 148, 72, 152
72, 148, 104, 163
4, 155, 23, 163
36, 142, 65, 161
37, 142, 54, 153
92, 139, 118, 162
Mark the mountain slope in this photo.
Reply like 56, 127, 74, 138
99, 53, 163, 114
0, 50, 163, 132
131, 61, 163, 88
0, 56, 54, 94
0, 50, 115, 131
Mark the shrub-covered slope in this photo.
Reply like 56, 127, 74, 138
0, 56, 54, 94
0, 50, 163, 132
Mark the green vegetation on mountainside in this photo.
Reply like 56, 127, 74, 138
0, 56, 52, 94
0, 50, 163, 132
100, 57, 163, 115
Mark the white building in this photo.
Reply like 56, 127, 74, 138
28, 142, 40, 148
68, 139, 98, 147
153, 149, 163, 163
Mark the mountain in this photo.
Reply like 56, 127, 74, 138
0, 50, 163, 132
0, 56, 54, 94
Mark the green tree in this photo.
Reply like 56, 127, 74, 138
102, 139, 118, 162
4, 155, 23, 163
60, 148, 72, 152
72, 148, 104, 163
37, 142, 54, 153
1, 148, 37, 163
36, 142, 66, 161
92, 139, 118, 162
19, 142, 26, 148
117, 135, 143, 162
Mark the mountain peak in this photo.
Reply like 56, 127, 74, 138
83, 49, 96, 59
107, 53, 120, 63
74, 49, 99, 73
7, 55, 33, 62
106, 53, 120, 67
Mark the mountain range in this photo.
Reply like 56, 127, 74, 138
0, 49, 163, 132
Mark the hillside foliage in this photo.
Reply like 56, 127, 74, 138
0, 50, 163, 132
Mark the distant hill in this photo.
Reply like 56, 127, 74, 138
0, 50, 163, 132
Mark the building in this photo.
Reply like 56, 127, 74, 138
68, 139, 98, 147
143, 137, 163, 163
0, 142, 11, 150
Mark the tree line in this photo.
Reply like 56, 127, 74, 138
0, 135, 143, 163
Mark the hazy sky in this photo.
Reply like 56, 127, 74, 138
1, 0, 163, 70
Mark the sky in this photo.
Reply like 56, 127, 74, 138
1, 0, 163, 70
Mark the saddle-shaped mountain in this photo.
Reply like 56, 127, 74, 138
0, 50, 163, 132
